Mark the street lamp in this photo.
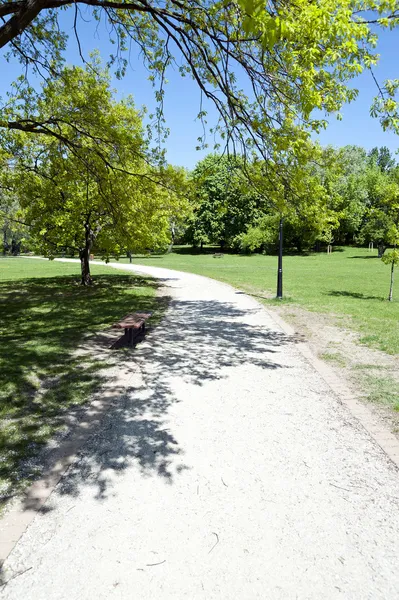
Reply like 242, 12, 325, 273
276, 216, 283, 299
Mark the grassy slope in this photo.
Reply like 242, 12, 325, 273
119, 246, 399, 355
0, 257, 164, 499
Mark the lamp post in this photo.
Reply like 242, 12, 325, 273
276, 216, 283, 299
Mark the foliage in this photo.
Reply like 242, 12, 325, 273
307, 144, 399, 252
185, 154, 262, 248
239, 0, 399, 133
357, 162, 399, 254
237, 215, 279, 253
189, 145, 341, 253
3, 61, 188, 283
332, 146, 369, 243
382, 248, 399, 301
368, 146, 396, 172
0, 195, 27, 254
382, 249, 399, 267
182, 144, 399, 255
1, 0, 399, 168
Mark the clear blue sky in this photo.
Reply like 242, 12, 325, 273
1, 9, 399, 168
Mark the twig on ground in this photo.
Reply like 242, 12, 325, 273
208, 532, 219, 554
330, 483, 351, 493
1, 567, 32, 588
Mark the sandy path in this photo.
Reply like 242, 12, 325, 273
1, 262, 399, 599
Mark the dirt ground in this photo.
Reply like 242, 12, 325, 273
271, 303, 399, 435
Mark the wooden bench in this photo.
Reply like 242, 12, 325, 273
112, 312, 152, 346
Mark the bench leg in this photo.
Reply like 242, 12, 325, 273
124, 324, 146, 348
125, 328, 133, 346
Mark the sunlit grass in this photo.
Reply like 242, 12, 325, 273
115, 246, 399, 355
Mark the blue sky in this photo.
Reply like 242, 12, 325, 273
1, 9, 399, 168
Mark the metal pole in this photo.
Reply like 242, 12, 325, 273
276, 217, 283, 299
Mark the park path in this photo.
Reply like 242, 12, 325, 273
2, 262, 399, 599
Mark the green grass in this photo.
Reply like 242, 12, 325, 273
116, 245, 399, 355
0, 257, 166, 501
362, 373, 399, 411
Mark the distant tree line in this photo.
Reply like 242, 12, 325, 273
183, 146, 399, 257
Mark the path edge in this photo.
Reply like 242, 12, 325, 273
266, 307, 399, 471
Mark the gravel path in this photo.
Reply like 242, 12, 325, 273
1, 263, 399, 599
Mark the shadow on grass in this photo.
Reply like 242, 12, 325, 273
235, 290, 273, 301
170, 245, 222, 255
327, 290, 384, 301
347, 255, 379, 260
0, 273, 166, 502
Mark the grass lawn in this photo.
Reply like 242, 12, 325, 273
0, 257, 165, 502
117, 246, 399, 355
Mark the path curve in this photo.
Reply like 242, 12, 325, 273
2, 262, 399, 599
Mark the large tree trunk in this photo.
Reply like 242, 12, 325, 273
79, 245, 92, 286
388, 261, 394, 302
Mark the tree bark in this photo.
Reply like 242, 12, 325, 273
79, 245, 92, 285
388, 261, 394, 302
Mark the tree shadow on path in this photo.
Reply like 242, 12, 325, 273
52, 293, 302, 503
0, 273, 164, 506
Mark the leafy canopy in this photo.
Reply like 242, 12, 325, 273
4, 61, 188, 263
1, 0, 399, 167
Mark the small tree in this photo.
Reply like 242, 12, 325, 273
382, 249, 399, 302
6, 61, 188, 284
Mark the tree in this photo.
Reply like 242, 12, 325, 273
382, 249, 399, 301
331, 146, 369, 244
1, 0, 399, 173
368, 146, 396, 173
0, 198, 26, 255
356, 163, 399, 257
6, 62, 187, 284
186, 154, 262, 249
236, 143, 341, 254
0, 151, 28, 254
